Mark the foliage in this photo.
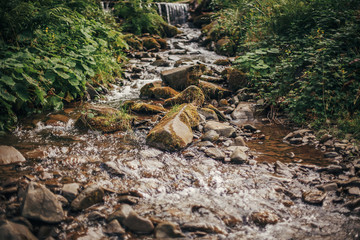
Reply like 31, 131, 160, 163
207, 0, 360, 137
0, 0, 128, 132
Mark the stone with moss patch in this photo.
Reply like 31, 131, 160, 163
142, 37, 161, 51
198, 80, 232, 100
146, 104, 199, 151
125, 101, 167, 114
164, 86, 205, 107
161, 65, 205, 91
227, 68, 248, 91
215, 38, 235, 56
124, 34, 143, 50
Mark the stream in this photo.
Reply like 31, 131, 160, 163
0, 6, 360, 240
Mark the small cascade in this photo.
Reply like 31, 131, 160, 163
100, 1, 113, 12
156, 2, 189, 25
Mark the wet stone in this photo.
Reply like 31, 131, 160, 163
88, 211, 106, 221
250, 211, 279, 227
289, 138, 303, 145
344, 198, 360, 210
205, 148, 225, 161
108, 204, 154, 234
204, 120, 235, 138
104, 219, 125, 236
202, 130, 220, 142
230, 146, 248, 164
317, 183, 338, 192
348, 187, 360, 196
62, 183, 80, 201
302, 189, 326, 205
0, 220, 37, 240
71, 184, 104, 211
22, 182, 64, 223
117, 195, 139, 205
243, 124, 257, 132
0, 145, 26, 165
155, 221, 186, 238
196, 141, 214, 148
324, 152, 340, 158
181, 222, 226, 234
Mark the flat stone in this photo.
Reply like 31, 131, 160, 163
231, 102, 254, 121
230, 146, 248, 164
233, 136, 246, 146
155, 221, 185, 238
0, 220, 37, 240
108, 204, 154, 234
62, 183, 80, 201
22, 182, 64, 223
205, 148, 225, 160
104, 219, 125, 236
348, 187, 360, 196
0, 146, 26, 165
317, 183, 338, 192
250, 211, 279, 226
204, 121, 235, 138
202, 130, 220, 142
71, 184, 104, 211
302, 189, 326, 205
117, 195, 139, 205
181, 222, 226, 234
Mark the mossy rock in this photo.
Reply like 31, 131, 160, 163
161, 22, 182, 37
124, 34, 143, 50
213, 59, 231, 66
215, 38, 236, 56
227, 68, 248, 91
125, 101, 167, 115
156, 38, 167, 49
164, 86, 205, 107
193, 13, 214, 28
161, 65, 205, 91
152, 87, 179, 99
205, 104, 226, 122
142, 37, 161, 51
140, 81, 162, 98
198, 80, 232, 100
146, 104, 199, 151
75, 104, 133, 133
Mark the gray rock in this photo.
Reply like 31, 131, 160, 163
230, 147, 248, 164
324, 152, 340, 158
88, 211, 106, 221
0, 146, 26, 165
204, 121, 235, 138
348, 187, 360, 196
181, 222, 226, 234
108, 204, 154, 234
196, 141, 214, 148
62, 183, 80, 201
274, 161, 293, 178
233, 136, 246, 146
344, 198, 360, 209
198, 108, 219, 121
104, 219, 125, 236
302, 190, 326, 205
243, 124, 257, 132
0, 220, 37, 240
155, 221, 185, 238
22, 182, 64, 223
205, 148, 225, 160
71, 184, 104, 211
231, 102, 254, 121
202, 130, 220, 142
161, 65, 202, 91
317, 183, 338, 192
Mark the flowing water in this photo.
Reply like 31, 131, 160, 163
0, 4, 359, 240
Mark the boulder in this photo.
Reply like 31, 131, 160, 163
213, 59, 231, 66
108, 204, 154, 234
104, 219, 125, 236
156, 38, 167, 49
198, 108, 219, 121
140, 82, 179, 100
250, 211, 279, 227
205, 148, 225, 160
205, 104, 226, 121
226, 68, 247, 91
147, 104, 199, 151
164, 86, 205, 107
140, 81, 162, 98
202, 130, 220, 142
142, 37, 161, 51
0, 146, 26, 165
215, 38, 235, 56
22, 182, 64, 223
62, 183, 80, 201
75, 104, 133, 133
0, 220, 37, 240
161, 22, 182, 37
124, 34, 143, 50
198, 81, 231, 100
161, 65, 204, 91
126, 101, 167, 114
155, 221, 185, 238
233, 136, 246, 146
302, 190, 326, 205
231, 102, 254, 121
71, 184, 104, 211
204, 121, 236, 138
230, 147, 248, 163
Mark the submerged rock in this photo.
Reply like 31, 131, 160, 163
71, 184, 104, 211
0, 145, 26, 165
164, 85, 205, 107
0, 220, 37, 240
155, 221, 185, 238
108, 204, 154, 234
147, 104, 199, 151
161, 65, 204, 91
22, 182, 64, 223
204, 120, 235, 138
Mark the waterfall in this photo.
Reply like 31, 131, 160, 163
156, 3, 189, 25
100, 1, 113, 12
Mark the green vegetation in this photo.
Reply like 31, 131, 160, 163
0, 0, 128, 132
204, 0, 360, 138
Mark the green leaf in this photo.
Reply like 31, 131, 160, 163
54, 70, 70, 79
0, 89, 16, 102
0, 75, 16, 87
22, 73, 37, 86
14, 84, 30, 102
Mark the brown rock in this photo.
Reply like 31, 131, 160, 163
164, 85, 205, 107
0, 146, 26, 165
250, 211, 279, 227
161, 65, 204, 91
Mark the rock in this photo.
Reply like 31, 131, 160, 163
22, 182, 64, 223
215, 38, 235, 56
233, 136, 246, 146
200, 75, 223, 83
88, 211, 106, 221
124, 34, 143, 50
202, 130, 220, 142
344, 198, 360, 209
181, 222, 226, 234
231, 102, 254, 121
317, 183, 338, 192
348, 187, 360, 196
284, 129, 313, 141
164, 85, 205, 107
204, 121, 236, 138
117, 195, 139, 205
320, 134, 332, 143
274, 161, 293, 177
161, 65, 204, 91
317, 165, 343, 174
147, 104, 199, 151
214, 59, 231, 66
152, 87, 179, 100
0, 146, 26, 165
104, 219, 125, 236
226, 68, 247, 91
155, 221, 185, 238
62, 183, 80, 201
161, 22, 182, 37
302, 190, 326, 205
0, 220, 37, 240
198, 81, 231, 100
198, 108, 219, 121
196, 141, 214, 148
126, 101, 167, 114
205, 104, 226, 121
71, 184, 104, 211
156, 38, 167, 49
205, 148, 225, 160
142, 37, 161, 51
250, 211, 279, 227
243, 124, 257, 132
192, 13, 213, 27
230, 147, 248, 164
108, 204, 154, 234
289, 138, 303, 144
75, 104, 133, 133
152, 59, 170, 67
324, 152, 340, 158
